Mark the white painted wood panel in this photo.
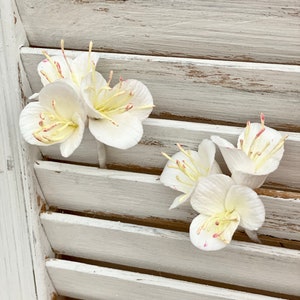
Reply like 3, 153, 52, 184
21, 47, 300, 129
0, 1, 37, 298
35, 160, 300, 241
41, 212, 300, 296
46, 259, 285, 300
16, 1, 300, 64
38, 119, 300, 189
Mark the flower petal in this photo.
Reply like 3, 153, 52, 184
88, 113, 143, 149
81, 71, 108, 119
19, 102, 51, 146
198, 139, 216, 169
231, 170, 268, 188
38, 56, 71, 86
190, 214, 232, 251
191, 174, 233, 215
118, 79, 154, 120
39, 80, 85, 120
73, 52, 100, 82
225, 185, 265, 230
160, 150, 198, 194
59, 112, 86, 157
211, 135, 254, 174
169, 191, 193, 210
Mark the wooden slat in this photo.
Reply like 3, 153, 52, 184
41, 213, 300, 296
37, 119, 300, 189
35, 160, 300, 241
21, 47, 300, 129
17, 1, 300, 64
46, 259, 284, 300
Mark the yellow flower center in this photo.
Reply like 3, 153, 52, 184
197, 210, 240, 244
162, 143, 209, 187
239, 113, 287, 171
90, 71, 154, 126
33, 99, 77, 144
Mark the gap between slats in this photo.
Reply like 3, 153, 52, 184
46, 258, 287, 300
40, 212, 300, 297
35, 160, 300, 248
38, 119, 300, 190
21, 47, 300, 131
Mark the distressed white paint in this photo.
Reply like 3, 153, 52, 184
16, 0, 300, 64
0, 1, 55, 299
21, 47, 300, 128
34, 160, 300, 241
0, 1, 36, 298
12, 1, 300, 298
47, 259, 285, 300
38, 119, 300, 189
41, 212, 300, 296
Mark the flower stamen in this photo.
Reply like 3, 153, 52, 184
33, 100, 78, 144
197, 210, 239, 244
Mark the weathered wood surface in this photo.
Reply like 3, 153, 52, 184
37, 119, 300, 190
35, 160, 300, 241
17, 1, 300, 64
41, 212, 300, 296
46, 259, 285, 300
0, 1, 38, 299
21, 47, 300, 129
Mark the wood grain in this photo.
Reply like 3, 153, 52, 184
41, 212, 300, 296
16, 1, 300, 64
47, 259, 285, 300
21, 47, 300, 129
37, 119, 300, 189
35, 160, 300, 241
0, 1, 38, 298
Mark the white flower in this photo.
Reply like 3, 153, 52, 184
80, 70, 154, 149
211, 113, 287, 188
190, 174, 265, 251
19, 80, 86, 157
38, 40, 99, 87
160, 139, 222, 209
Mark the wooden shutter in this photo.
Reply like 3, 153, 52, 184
5, 0, 300, 299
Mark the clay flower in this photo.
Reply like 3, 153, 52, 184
38, 40, 99, 87
19, 81, 86, 157
211, 114, 287, 188
80, 70, 154, 149
190, 174, 265, 251
160, 139, 222, 209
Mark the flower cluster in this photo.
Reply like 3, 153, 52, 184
19, 41, 154, 157
161, 114, 286, 251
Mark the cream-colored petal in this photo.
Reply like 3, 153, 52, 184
211, 135, 235, 149
81, 71, 108, 119
117, 79, 154, 120
245, 229, 261, 243
169, 190, 193, 210
211, 135, 254, 174
160, 150, 199, 194
210, 161, 222, 175
89, 113, 143, 149
231, 170, 268, 189
19, 102, 51, 146
191, 174, 233, 215
197, 139, 216, 168
225, 185, 265, 231
73, 52, 100, 81
59, 112, 85, 157
38, 56, 71, 85
39, 80, 84, 120
189, 215, 229, 251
